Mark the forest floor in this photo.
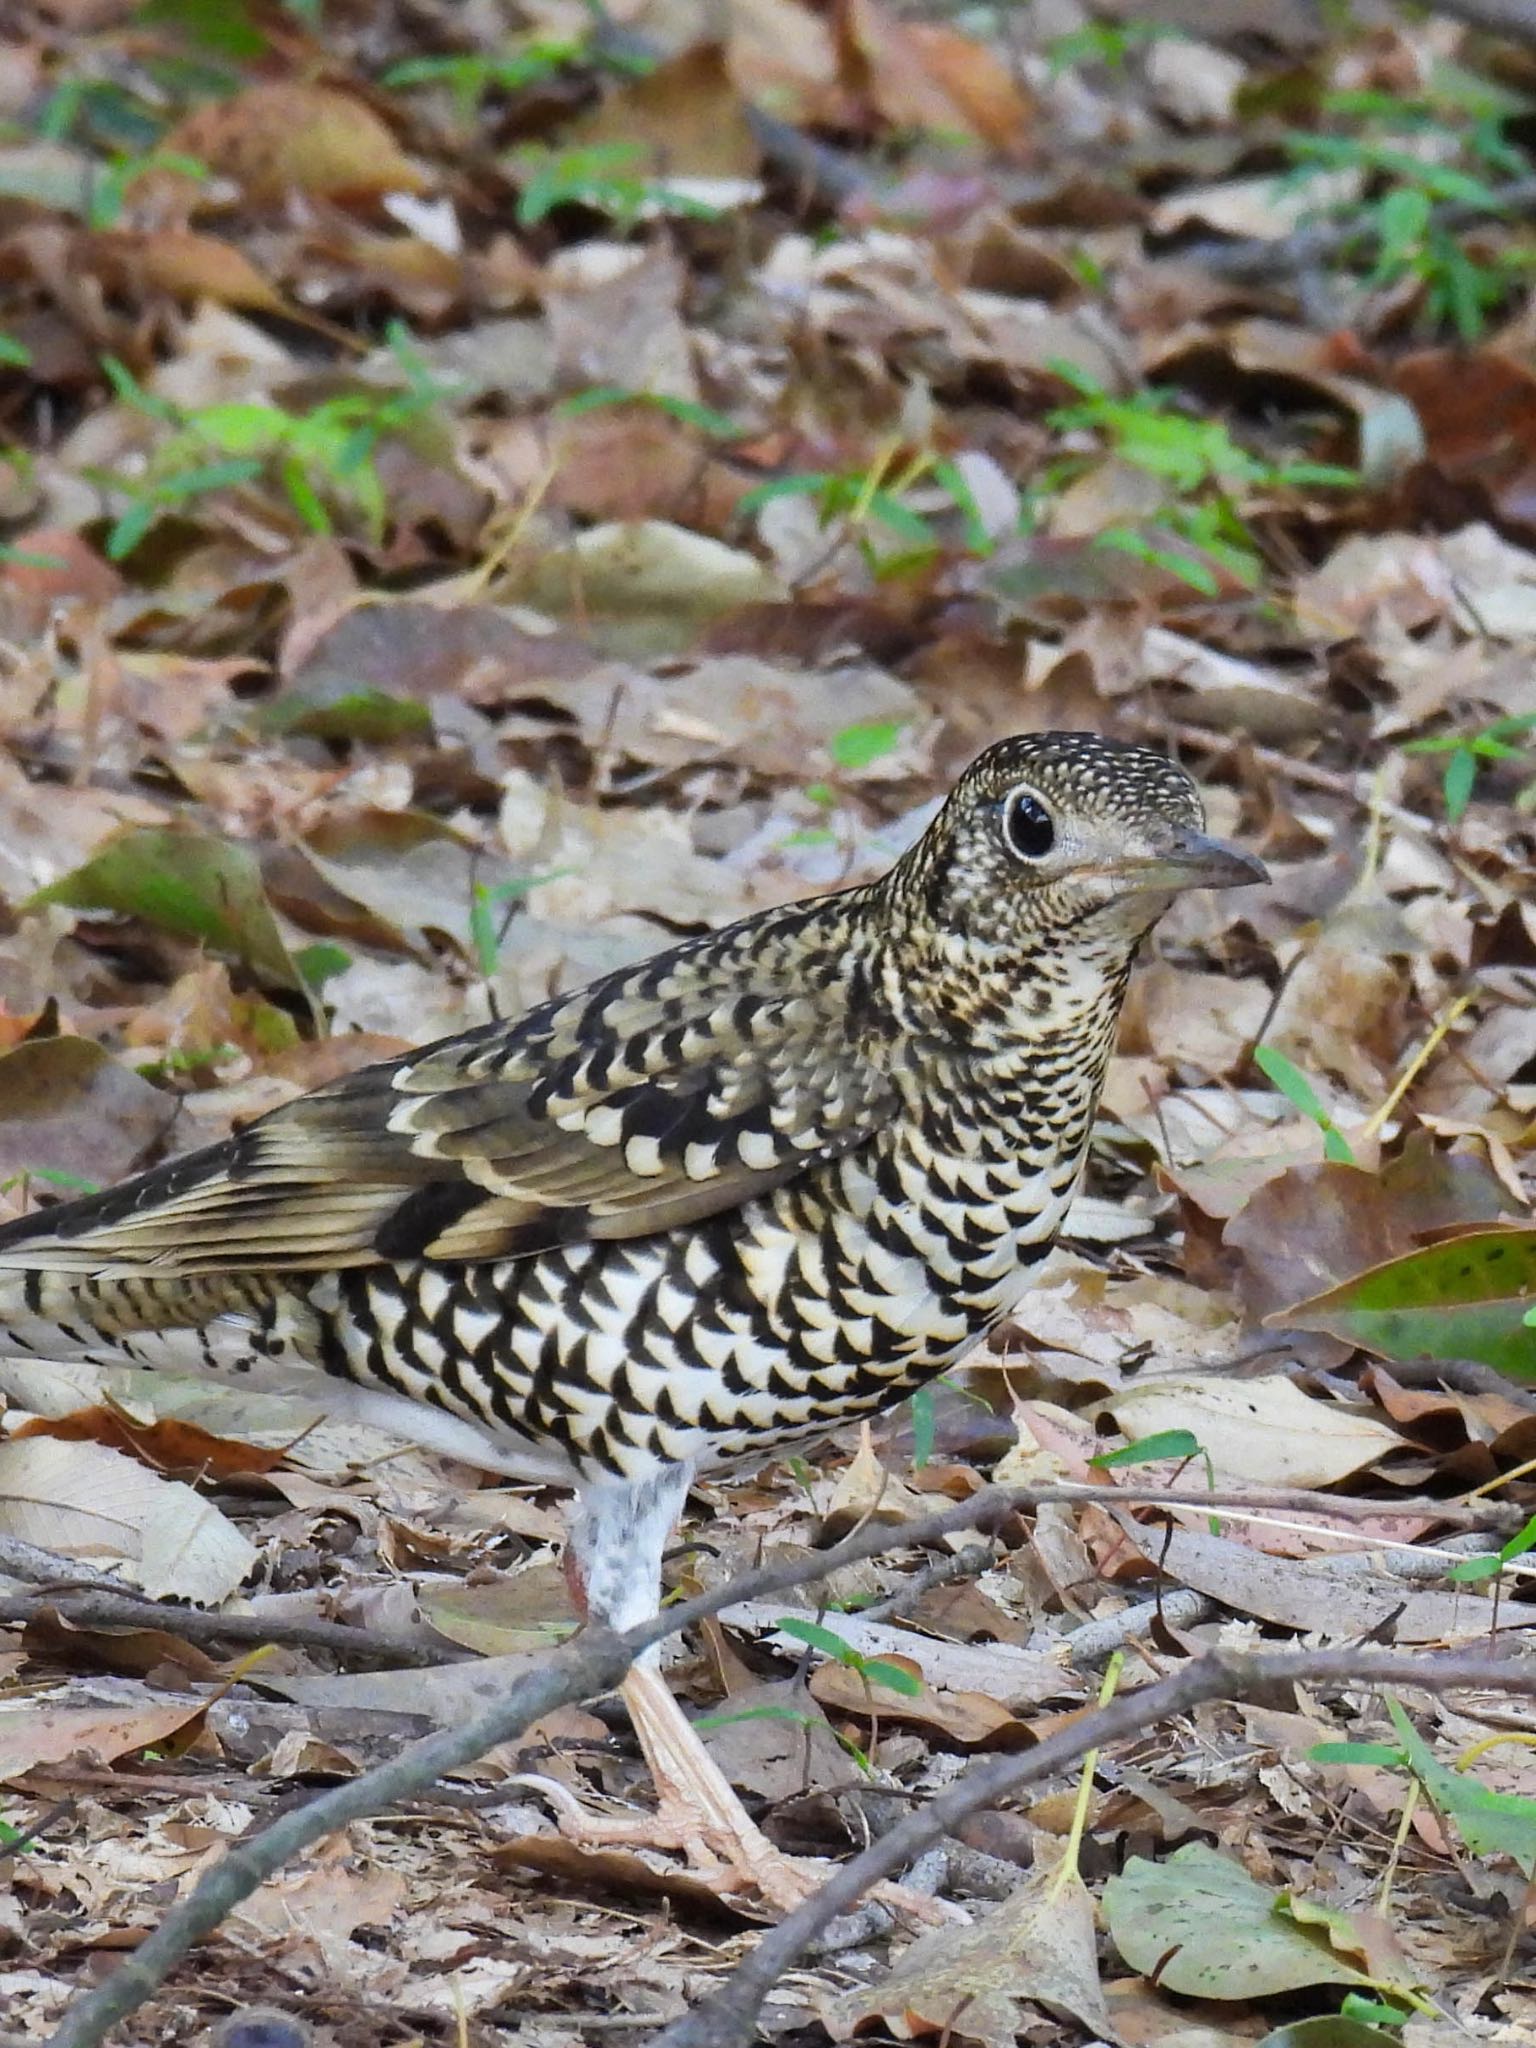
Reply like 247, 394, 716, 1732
1, 1, 1535, 2043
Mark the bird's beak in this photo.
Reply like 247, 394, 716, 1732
1108, 825, 1269, 895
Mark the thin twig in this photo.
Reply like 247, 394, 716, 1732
1065, 1588, 1213, 1666
0, 1590, 466, 1667
854, 1542, 998, 1625
647, 1646, 1536, 2048
37, 1480, 1530, 2048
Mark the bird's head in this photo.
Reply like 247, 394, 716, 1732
889, 731, 1266, 962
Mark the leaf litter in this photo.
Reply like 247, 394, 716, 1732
0, 0, 1535, 2042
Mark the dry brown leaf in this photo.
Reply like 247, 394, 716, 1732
839, 0, 1035, 154
817, 1424, 931, 1541
561, 42, 761, 180
93, 231, 289, 313
0, 1036, 174, 1189
808, 1655, 1033, 1750
12, 1406, 289, 1481
0, 1691, 208, 1781
824, 1845, 1112, 2045
168, 85, 429, 203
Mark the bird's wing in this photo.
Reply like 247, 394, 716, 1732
0, 903, 898, 1275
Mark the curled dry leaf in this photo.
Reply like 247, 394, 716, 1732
0, 1690, 210, 1782
825, 1844, 1112, 2047
808, 1654, 1035, 1751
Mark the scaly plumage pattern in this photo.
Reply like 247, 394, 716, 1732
0, 732, 1264, 1907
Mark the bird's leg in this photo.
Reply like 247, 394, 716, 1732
556, 1469, 959, 1922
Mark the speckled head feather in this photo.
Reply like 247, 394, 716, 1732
885, 730, 1255, 963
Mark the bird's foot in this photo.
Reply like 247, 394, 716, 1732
514, 1771, 956, 1923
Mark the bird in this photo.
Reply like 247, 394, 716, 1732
0, 730, 1264, 1911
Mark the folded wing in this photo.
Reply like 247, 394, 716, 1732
0, 901, 896, 1278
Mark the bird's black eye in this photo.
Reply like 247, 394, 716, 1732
1001, 787, 1055, 861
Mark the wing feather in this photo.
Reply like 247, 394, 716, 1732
0, 894, 895, 1278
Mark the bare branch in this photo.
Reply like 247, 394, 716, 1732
1173, 174, 1536, 285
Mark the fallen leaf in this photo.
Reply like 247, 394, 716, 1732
13, 1406, 288, 1481
825, 1844, 1111, 2045
0, 1436, 255, 1602
839, 0, 1035, 155
1103, 1513, 1528, 1645
1104, 1375, 1404, 1489
31, 826, 302, 991
561, 42, 761, 180
0, 1036, 173, 1188
1281, 1226, 1536, 1381
808, 1655, 1033, 1750
168, 85, 430, 202
416, 1569, 578, 1658
0, 1691, 209, 1781
515, 519, 784, 630
92, 231, 289, 314
1105, 1843, 1376, 1999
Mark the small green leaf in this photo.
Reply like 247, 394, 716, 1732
1385, 1697, 1536, 1875
908, 1383, 935, 1470
295, 940, 352, 993
860, 1658, 924, 1697
1308, 1740, 1406, 1767
1443, 745, 1478, 821
1254, 1044, 1327, 1121
774, 1616, 861, 1665
1338, 1995, 1414, 2031
829, 718, 909, 772
1090, 1428, 1201, 1469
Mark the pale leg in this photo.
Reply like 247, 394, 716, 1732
552, 1467, 959, 1920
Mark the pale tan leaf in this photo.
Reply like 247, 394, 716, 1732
0, 1436, 254, 1602
824, 1845, 1113, 2046
1105, 1375, 1403, 1489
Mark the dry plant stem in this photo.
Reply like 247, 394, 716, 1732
1135, 716, 1440, 834
38, 1481, 1528, 2048
647, 1646, 1536, 2048
854, 1542, 998, 1625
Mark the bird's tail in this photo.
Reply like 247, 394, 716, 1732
0, 1258, 284, 1376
